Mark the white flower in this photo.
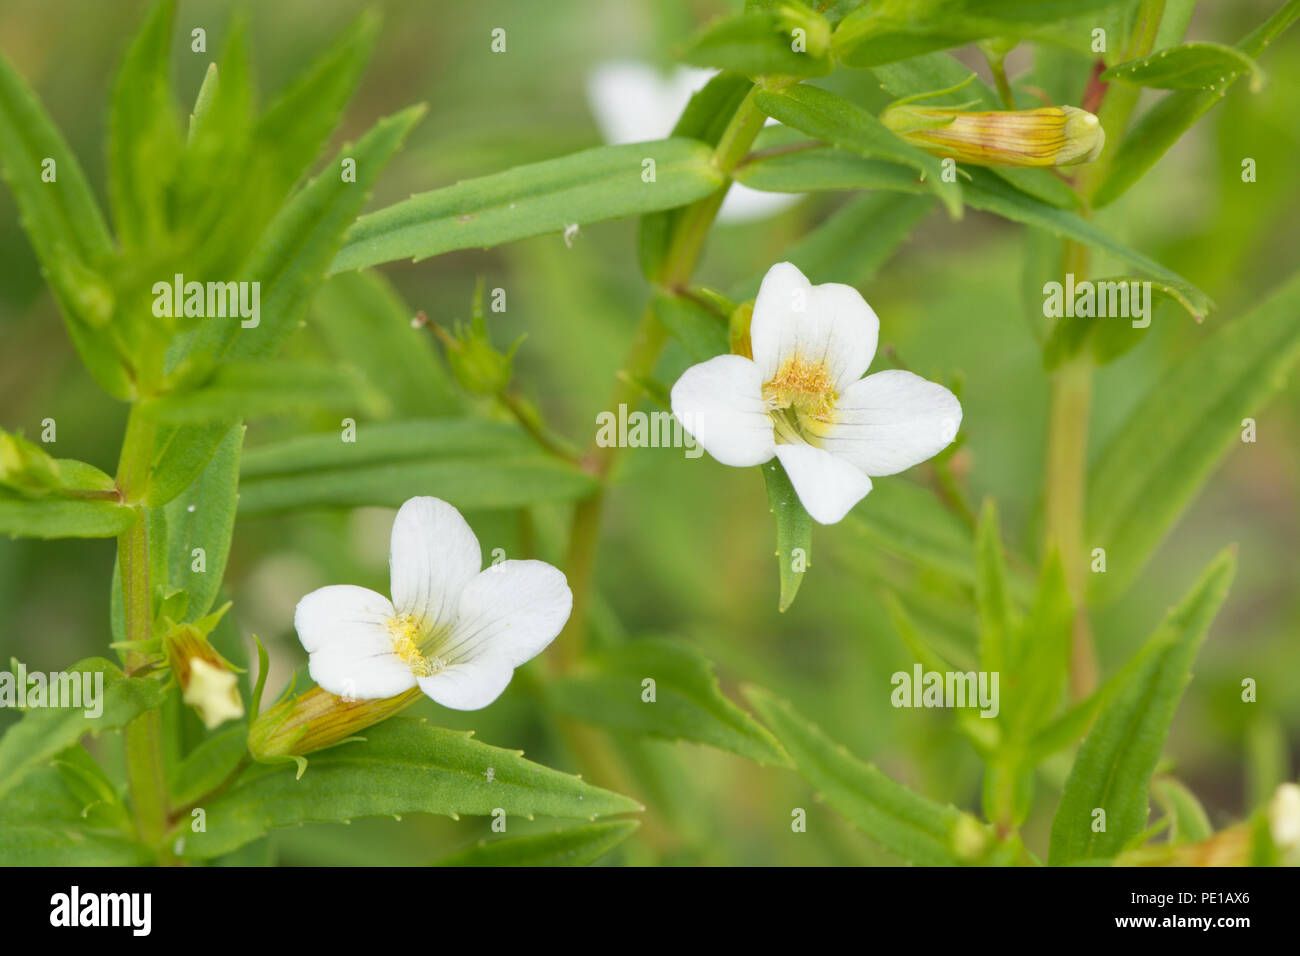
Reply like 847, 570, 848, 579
585, 61, 799, 224
294, 497, 572, 710
182, 658, 244, 730
670, 262, 962, 525
1270, 783, 1300, 860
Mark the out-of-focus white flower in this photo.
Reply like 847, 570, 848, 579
671, 262, 962, 524
1270, 782, 1300, 862
294, 497, 571, 710
586, 61, 799, 223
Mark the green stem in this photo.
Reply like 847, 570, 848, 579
115, 406, 173, 862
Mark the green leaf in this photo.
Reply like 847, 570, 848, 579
731, 192, 934, 300
651, 293, 729, 363
832, 0, 1121, 68
0, 767, 150, 865
226, 105, 426, 363
737, 144, 1210, 313
1094, 0, 1300, 207
745, 685, 991, 865
680, 6, 833, 78
1087, 269, 1300, 604
148, 422, 236, 509
179, 717, 641, 859
1102, 41, 1264, 92
1048, 550, 1235, 866
164, 423, 243, 620
313, 271, 463, 418
431, 820, 639, 867
333, 138, 724, 272
169, 725, 247, 807
0, 492, 136, 539
0, 44, 126, 396
107, 0, 182, 251
238, 419, 598, 513
547, 638, 790, 766
143, 361, 386, 424
1151, 777, 1213, 844
0, 659, 167, 799
753, 85, 962, 218
762, 458, 813, 612
253, 9, 380, 200
1001, 552, 1071, 744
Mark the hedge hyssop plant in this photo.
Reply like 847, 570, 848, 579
1, 0, 1299, 866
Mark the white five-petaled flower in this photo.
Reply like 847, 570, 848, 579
294, 497, 572, 710
670, 262, 962, 525
586, 61, 799, 224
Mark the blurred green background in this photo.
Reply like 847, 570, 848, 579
1, 0, 1297, 864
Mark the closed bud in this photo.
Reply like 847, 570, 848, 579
0, 430, 64, 496
429, 279, 521, 395
247, 686, 423, 763
880, 103, 1105, 168
163, 623, 243, 730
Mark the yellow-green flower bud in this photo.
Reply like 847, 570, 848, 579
163, 624, 243, 730
247, 685, 423, 763
428, 280, 522, 395
880, 104, 1105, 168
0, 431, 64, 496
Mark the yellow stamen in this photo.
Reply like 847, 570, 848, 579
762, 353, 838, 444
387, 614, 432, 677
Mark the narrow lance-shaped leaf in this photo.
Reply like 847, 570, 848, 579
332, 138, 726, 272
679, 6, 833, 78
0, 45, 126, 396
547, 638, 791, 766
1094, 0, 1300, 207
753, 85, 962, 218
1048, 550, 1236, 866
0, 767, 151, 866
1087, 268, 1300, 605
1102, 41, 1264, 92
142, 361, 387, 424
107, 0, 182, 251
237, 419, 598, 514
744, 685, 995, 865
1151, 777, 1213, 844
0, 659, 167, 799
762, 459, 813, 613
164, 423, 243, 621
736, 146, 1210, 316
431, 820, 640, 867
178, 717, 641, 859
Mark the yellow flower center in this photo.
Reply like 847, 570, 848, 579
385, 613, 451, 677
762, 353, 837, 445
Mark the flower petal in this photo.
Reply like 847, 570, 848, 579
751, 262, 879, 392
670, 354, 775, 467
438, 560, 573, 669
822, 370, 962, 476
416, 560, 572, 710
774, 443, 872, 525
294, 585, 417, 699
389, 496, 482, 631
417, 659, 515, 711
